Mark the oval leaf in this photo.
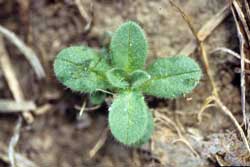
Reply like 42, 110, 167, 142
54, 46, 110, 92
144, 56, 202, 98
108, 91, 149, 145
130, 70, 151, 89
106, 68, 129, 89
110, 21, 148, 72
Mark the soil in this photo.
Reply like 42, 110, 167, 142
0, 0, 249, 167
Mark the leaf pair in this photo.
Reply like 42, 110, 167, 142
106, 68, 151, 89
109, 21, 201, 98
53, 21, 202, 147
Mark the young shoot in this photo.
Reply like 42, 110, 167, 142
53, 21, 202, 147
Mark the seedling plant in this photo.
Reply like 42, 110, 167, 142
54, 21, 201, 147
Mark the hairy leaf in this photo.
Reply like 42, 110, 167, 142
133, 110, 154, 147
130, 70, 151, 89
108, 91, 149, 145
54, 46, 110, 92
106, 68, 129, 89
144, 56, 201, 98
110, 21, 148, 72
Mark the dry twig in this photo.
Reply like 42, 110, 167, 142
96, 89, 114, 96
78, 100, 86, 117
0, 142, 39, 167
231, 0, 248, 130
0, 100, 36, 112
8, 116, 22, 167
154, 111, 200, 158
0, 36, 35, 123
211, 47, 250, 64
89, 128, 108, 158
74, 0, 93, 32
179, 4, 230, 56
33, 104, 52, 115
0, 25, 45, 79
74, 104, 101, 112
197, 96, 216, 123
215, 154, 231, 166
213, 96, 250, 153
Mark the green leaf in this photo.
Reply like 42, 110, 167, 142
133, 110, 154, 147
100, 48, 111, 65
110, 21, 148, 72
54, 46, 110, 93
108, 91, 149, 146
130, 70, 151, 89
144, 55, 202, 98
89, 92, 106, 105
106, 68, 129, 89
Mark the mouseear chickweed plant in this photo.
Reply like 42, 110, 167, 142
54, 21, 202, 147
